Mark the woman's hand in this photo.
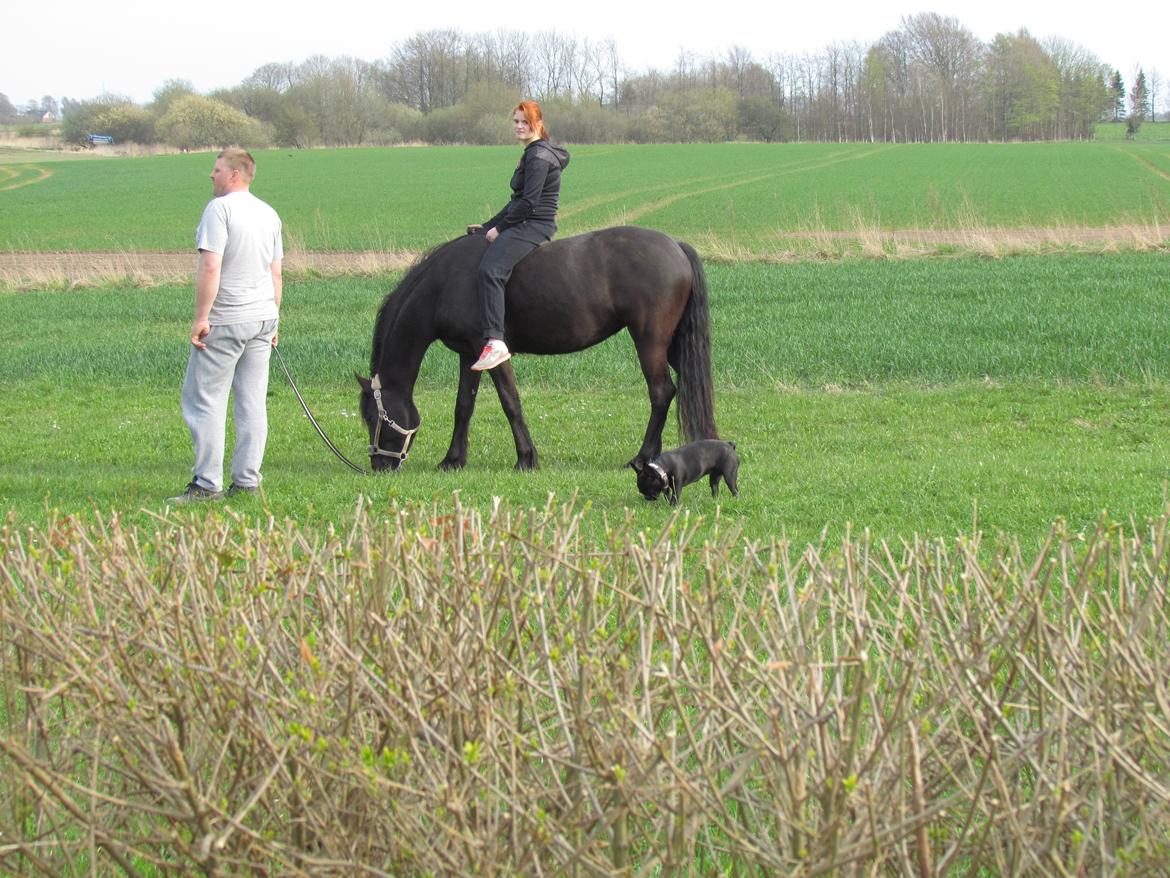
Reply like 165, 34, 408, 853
485, 227, 500, 243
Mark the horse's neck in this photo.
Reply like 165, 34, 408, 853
375, 300, 434, 389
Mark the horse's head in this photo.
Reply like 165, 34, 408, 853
357, 373, 419, 471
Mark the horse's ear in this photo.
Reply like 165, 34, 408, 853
355, 373, 372, 391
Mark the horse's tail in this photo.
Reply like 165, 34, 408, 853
673, 240, 719, 442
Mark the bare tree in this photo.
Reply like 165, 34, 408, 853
387, 29, 466, 113
901, 12, 983, 141
533, 31, 582, 99
493, 30, 533, 96
673, 48, 699, 90
725, 45, 753, 97
244, 62, 295, 93
599, 38, 624, 107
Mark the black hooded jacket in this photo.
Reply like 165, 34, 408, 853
483, 139, 570, 233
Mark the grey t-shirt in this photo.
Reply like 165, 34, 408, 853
195, 190, 283, 325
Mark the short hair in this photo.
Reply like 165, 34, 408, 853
217, 147, 255, 182
515, 100, 549, 140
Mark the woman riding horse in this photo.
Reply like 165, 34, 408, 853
467, 100, 570, 372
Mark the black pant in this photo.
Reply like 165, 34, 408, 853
477, 223, 553, 340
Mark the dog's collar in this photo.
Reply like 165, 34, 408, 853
648, 461, 669, 485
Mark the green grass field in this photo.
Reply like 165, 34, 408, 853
2, 142, 1169, 545
2, 141, 1169, 254
1094, 121, 1170, 142
3, 253, 1168, 545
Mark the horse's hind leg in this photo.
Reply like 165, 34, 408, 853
439, 354, 483, 470
630, 337, 676, 468
488, 361, 539, 471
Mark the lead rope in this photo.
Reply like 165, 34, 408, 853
272, 344, 372, 476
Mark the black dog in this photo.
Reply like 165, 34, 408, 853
630, 440, 740, 506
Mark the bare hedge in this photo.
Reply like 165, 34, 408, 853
1, 497, 1168, 876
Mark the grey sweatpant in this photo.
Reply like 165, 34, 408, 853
181, 319, 278, 492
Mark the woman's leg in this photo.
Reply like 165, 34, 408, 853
476, 226, 547, 341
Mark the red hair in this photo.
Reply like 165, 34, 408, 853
515, 100, 549, 140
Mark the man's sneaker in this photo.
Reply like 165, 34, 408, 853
166, 480, 223, 504
225, 483, 259, 498
470, 341, 511, 371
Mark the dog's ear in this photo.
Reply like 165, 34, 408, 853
728, 441, 737, 450
627, 459, 645, 473
355, 373, 372, 392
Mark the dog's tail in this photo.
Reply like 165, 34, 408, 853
672, 240, 718, 442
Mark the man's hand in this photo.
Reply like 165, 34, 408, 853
190, 320, 211, 349
485, 227, 500, 243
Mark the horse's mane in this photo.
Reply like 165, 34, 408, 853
370, 236, 465, 369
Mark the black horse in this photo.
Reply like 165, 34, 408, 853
359, 225, 718, 471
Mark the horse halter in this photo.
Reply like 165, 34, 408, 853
368, 374, 418, 463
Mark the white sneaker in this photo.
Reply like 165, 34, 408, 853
471, 341, 511, 371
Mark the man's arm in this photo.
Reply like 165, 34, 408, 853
191, 249, 222, 349
271, 258, 283, 347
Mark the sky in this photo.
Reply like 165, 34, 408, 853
4, 0, 1167, 108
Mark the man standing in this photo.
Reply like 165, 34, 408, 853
168, 148, 282, 503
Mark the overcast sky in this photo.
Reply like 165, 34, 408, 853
5, 0, 1166, 107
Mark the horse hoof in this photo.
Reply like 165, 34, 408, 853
437, 458, 465, 472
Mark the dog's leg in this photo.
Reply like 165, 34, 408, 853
726, 463, 739, 498
667, 476, 679, 506
709, 472, 721, 498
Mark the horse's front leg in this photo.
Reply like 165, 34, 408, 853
487, 362, 539, 471
439, 354, 483, 470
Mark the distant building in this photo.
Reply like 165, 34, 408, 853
41, 111, 56, 123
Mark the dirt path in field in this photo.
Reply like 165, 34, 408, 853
0, 165, 52, 191
1115, 147, 1170, 184
1, 225, 1165, 287
0, 250, 419, 285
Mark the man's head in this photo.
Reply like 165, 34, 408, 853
210, 148, 255, 196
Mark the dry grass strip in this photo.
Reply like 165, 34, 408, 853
4, 222, 1166, 291
0, 250, 420, 290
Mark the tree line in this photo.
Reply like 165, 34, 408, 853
2, 14, 1162, 148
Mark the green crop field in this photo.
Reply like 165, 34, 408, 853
2, 141, 1169, 254
1, 142, 1169, 545
2, 252, 1168, 545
